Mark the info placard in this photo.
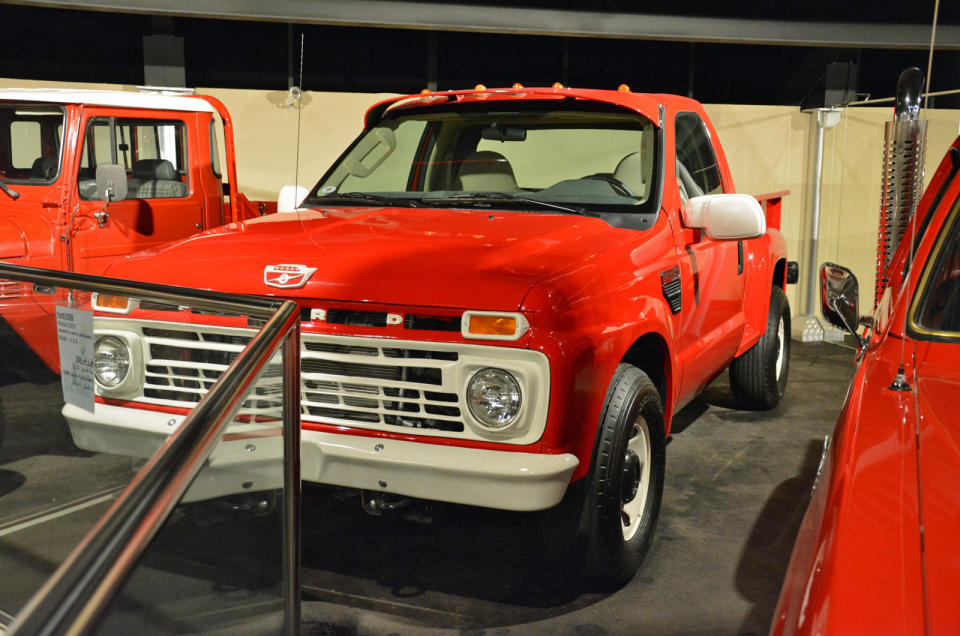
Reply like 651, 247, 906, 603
56, 305, 95, 413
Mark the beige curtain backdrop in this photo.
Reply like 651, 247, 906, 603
4, 77, 959, 317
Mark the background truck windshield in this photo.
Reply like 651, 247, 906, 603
310, 108, 657, 211
0, 104, 65, 184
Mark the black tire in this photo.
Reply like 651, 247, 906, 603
540, 364, 666, 590
729, 285, 791, 409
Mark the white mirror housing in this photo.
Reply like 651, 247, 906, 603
277, 185, 308, 213
682, 194, 766, 240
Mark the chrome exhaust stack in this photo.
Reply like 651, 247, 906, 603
874, 67, 927, 309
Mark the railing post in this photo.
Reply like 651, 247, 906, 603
282, 324, 302, 636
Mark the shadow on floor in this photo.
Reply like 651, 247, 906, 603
734, 438, 825, 634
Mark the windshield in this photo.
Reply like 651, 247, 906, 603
0, 103, 65, 185
305, 105, 659, 214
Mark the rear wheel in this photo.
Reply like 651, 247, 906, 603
729, 286, 791, 409
541, 364, 666, 589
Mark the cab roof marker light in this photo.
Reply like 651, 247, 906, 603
91, 293, 139, 315
618, 84, 631, 93
462, 311, 530, 341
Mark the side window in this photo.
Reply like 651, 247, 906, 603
675, 112, 723, 203
10, 121, 41, 169
0, 105, 64, 184
78, 117, 189, 200
209, 118, 222, 178
914, 201, 960, 334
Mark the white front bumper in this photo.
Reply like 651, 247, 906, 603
63, 402, 579, 511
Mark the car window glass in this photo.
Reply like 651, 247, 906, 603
209, 118, 222, 178
914, 199, 960, 334
78, 117, 189, 201
675, 112, 723, 204
311, 109, 657, 212
0, 104, 65, 184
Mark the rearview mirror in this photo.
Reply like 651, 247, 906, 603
820, 263, 862, 336
481, 124, 527, 142
94, 164, 128, 202
682, 194, 766, 240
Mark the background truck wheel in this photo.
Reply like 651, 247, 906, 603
729, 285, 791, 410
540, 364, 666, 590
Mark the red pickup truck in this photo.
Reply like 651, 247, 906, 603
0, 88, 268, 372
64, 86, 793, 587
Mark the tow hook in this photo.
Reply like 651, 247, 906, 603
361, 491, 437, 524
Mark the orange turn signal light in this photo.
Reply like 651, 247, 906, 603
553, 82, 565, 89
96, 294, 130, 309
474, 84, 487, 90
420, 88, 432, 94
618, 83, 631, 93
468, 315, 518, 336
512, 82, 524, 89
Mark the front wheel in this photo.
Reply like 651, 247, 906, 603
729, 285, 791, 409
540, 364, 666, 590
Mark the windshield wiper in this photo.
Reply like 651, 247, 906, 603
0, 179, 20, 200
308, 192, 418, 207
429, 192, 590, 216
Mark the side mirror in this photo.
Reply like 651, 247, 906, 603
682, 194, 766, 240
820, 263, 865, 339
94, 164, 128, 203
277, 185, 309, 213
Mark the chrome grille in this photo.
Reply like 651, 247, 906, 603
136, 325, 466, 435
300, 336, 463, 432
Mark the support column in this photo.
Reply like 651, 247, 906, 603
792, 107, 845, 342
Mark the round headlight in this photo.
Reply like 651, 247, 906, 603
94, 336, 130, 388
467, 368, 522, 429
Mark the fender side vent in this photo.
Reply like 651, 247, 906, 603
660, 266, 682, 314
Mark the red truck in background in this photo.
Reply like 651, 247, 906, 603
0, 88, 271, 373
63, 86, 795, 587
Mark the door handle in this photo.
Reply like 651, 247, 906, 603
94, 210, 108, 228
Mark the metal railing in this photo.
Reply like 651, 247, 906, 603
0, 262, 301, 635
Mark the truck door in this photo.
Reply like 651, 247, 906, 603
67, 109, 202, 275
671, 111, 746, 404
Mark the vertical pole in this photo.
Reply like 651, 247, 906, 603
805, 113, 826, 316
282, 324, 301, 636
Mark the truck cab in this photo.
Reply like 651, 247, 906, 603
0, 89, 256, 371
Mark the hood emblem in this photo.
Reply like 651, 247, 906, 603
264, 264, 317, 289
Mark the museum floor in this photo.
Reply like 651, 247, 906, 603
0, 341, 853, 635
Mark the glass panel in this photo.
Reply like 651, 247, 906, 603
914, 197, 960, 334
0, 105, 65, 184
0, 273, 286, 630
675, 112, 723, 202
309, 109, 658, 212
78, 117, 189, 200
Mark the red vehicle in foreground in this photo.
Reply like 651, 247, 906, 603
64, 86, 793, 586
772, 133, 960, 633
0, 88, 268, 372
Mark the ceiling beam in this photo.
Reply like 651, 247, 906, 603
10, 0, 960, 50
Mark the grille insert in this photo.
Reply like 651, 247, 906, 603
136, 327, 472, 436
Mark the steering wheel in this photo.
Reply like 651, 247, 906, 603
583, 174, 634, 197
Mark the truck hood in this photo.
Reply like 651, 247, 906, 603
108, 206, 626, 310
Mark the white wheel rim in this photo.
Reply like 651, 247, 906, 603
774, 315, 785, 380
621, 415, 652, 541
